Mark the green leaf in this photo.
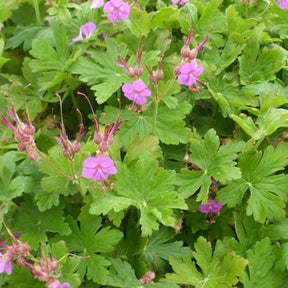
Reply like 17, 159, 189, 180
163, 237, 247, 287
107, 258, 180, 288
230, 113, 258, 138
29, 19, 70, 90
204, 38, 246, 74
107, 258, 141, 287
0, 0, 18, 22
58, 211, 123, 284
239, 38, 284, 84
69, 38, 129, 104
203, 70, 257, 116
124, 135, 160, 167
140, 227, 192, 269
263, 219, 288, 241
232, 213, 263, 256
151, 7, 179, 31
180, 0, 224, 36
129, 7, 151, 37
0, 39, 9, 67
5, 26, 51, 51
105, 101, 192, 147
217, 144, 288, 223
226, 5, 257, 36
13, 197, 71, 249
0, 151, 27, 203
89, 152, 187, 236
178, 129, 243, 202
269, 5, 288, 39
35, 191, 60, 211
239, 238, 283, 288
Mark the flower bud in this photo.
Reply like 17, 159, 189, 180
134, 65, 143, 77
188, 48, 198, 60
183, 153, 190, 164
174, 65, 181, 76
181, 45, 190, 59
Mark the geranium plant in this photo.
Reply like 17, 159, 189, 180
0, 0, 288, 287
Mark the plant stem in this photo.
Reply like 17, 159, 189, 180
33, 0, 41, 26
69, 158, 77, 179
159, 75, 176, 100
33, 145, 77, 181
152, 100, 159, 136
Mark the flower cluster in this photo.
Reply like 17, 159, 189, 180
78, 92, 119, 195
56, 94, 85, 160
0, 83, 37, 161
0, 240, 30, 275
117, 41, 153, 111
0, 237, 70, 288
174, 29, 209, 92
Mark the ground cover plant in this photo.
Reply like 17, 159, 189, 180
0, 0, 288, 287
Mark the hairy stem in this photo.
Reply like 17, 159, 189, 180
33, 145, 78, 181
33, 0, 41, 26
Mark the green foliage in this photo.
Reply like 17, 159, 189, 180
129, 8, 151, 37
58, 208, 123, 284
163, 237, 248, 287
107, 258, 180, 288
1, 0, 288, 286
239, 38, 284, 84
239, 238, 284, 287
0, 0, 18, 22
13, 197, 71, 249
0, 151, 27, 203
177, 129, 243, 202
140, 227, 192, 268
217, 144, 288, 223
89, 152, 187, 236
69, 38, 130, 104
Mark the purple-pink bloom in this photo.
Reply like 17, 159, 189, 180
0, 252, 13, 275
72, 22, 96, 42
177, 60, 203, 91
46, 279, 70, 288
172, 0, 189, 5
104, 0, 130, 23
122, 80, 151, 110
277, 0, 288, 9
199, 199, 222, 214
91, 0, 104, 8
82, 156, 117, 194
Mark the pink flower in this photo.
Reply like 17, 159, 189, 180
199, 199, 222, 214
46, 280, 70, 288
177, 60, 203, 91
0, 252, 13, 275
72, 22, 96, 42
104, 0, 130, 23
91, 0, 104, 8
122, 80, 151, 111
82, 156, 117, 195
199, 199, 222, 223
172, 0, 189, 5
277, 0, 288, 9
